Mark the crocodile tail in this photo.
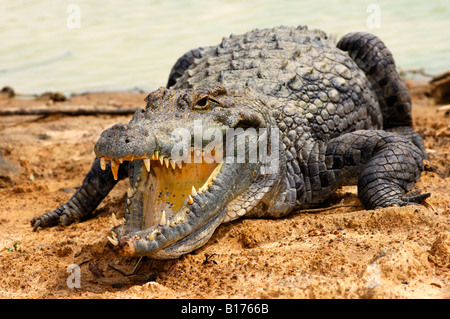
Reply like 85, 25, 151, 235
337, 32, 412, 129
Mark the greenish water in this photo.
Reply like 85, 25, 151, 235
1, 0, 449, 94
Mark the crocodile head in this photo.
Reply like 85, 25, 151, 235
94, 86, 284, 258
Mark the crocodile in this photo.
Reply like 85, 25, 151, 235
31, 26, 429, 259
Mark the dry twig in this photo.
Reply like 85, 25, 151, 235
0, 105, 140, 116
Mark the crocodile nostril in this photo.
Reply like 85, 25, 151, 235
125, 138, 130, 144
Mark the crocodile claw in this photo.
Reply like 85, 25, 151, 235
400, 190, 431, 205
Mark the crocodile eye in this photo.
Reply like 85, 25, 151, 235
194, 96, 210, 109
197, 97, 208, 107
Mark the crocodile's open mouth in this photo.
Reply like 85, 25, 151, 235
99, 147, 242, 258
140, 152, 222, 230
128, 149, 223, 231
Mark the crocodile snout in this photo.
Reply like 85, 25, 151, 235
94, 123, 156, 161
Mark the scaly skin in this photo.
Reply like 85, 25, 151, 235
31, 26, 429, 259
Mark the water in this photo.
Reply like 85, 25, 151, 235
1, 0, 449, 95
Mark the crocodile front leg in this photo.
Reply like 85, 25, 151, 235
305, 130, 429, 209
31, 158, 128, 230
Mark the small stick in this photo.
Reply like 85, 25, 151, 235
108, 264, 129, 277
295, 204, 363, 214
108, 257, 143, 277
131, 257, 144, 274
0, 105, 140, 116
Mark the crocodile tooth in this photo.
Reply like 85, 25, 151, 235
170, 160, 176, 170
107, 236, 118, 246
127, 187, 134, 198
154, 151, 159, 160
191, 186, 198, 197
200, 163, 222, 192
188, 195, 194, 204
159, 210, 166, 226
177, 161, 183, 169
100, 157, 107, 170
164, 158, 169, 168
110, 161, 119, 180
111, 213, 120, 227
118, 158, 123, 163
143, 158, 151, 172
159, 155, 164, 165
199, 185, 207, 193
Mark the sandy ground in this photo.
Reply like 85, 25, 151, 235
0, 81, 448, 299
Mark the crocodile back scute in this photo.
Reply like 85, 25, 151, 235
172, 25, 383, 142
